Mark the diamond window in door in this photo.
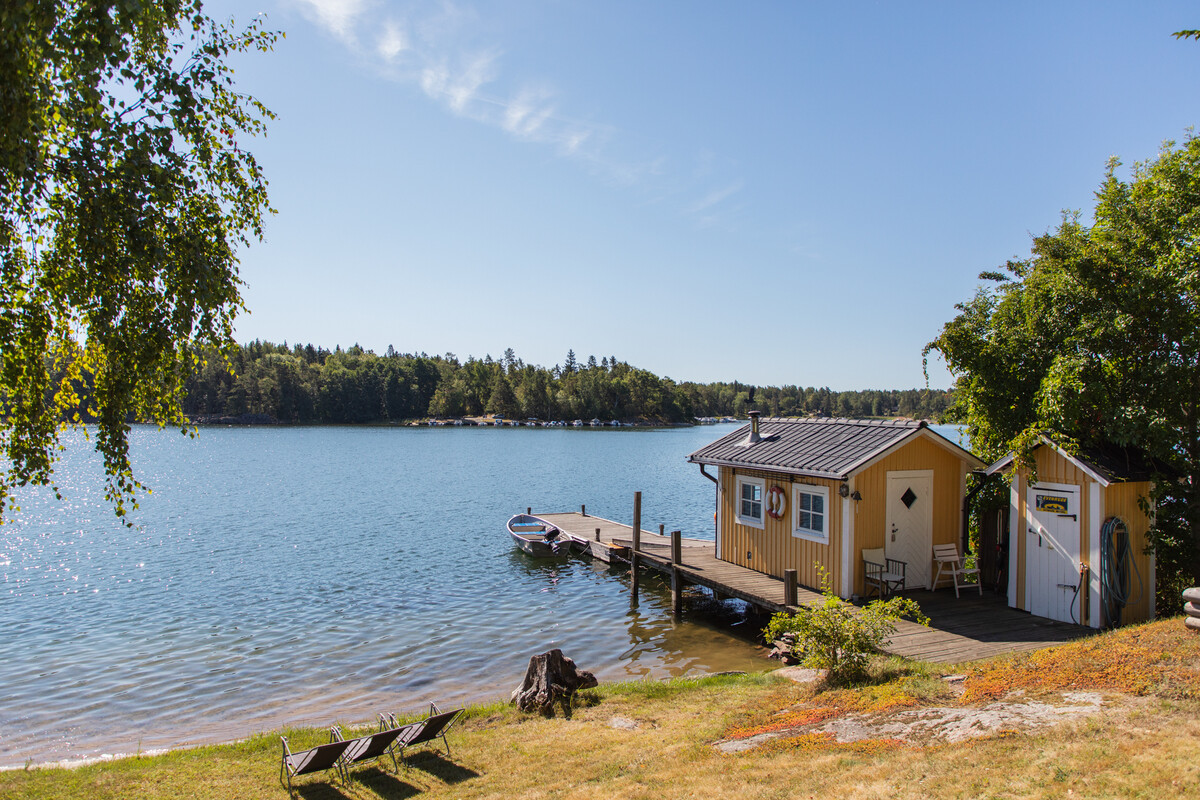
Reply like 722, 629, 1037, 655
900, 487, 917, 508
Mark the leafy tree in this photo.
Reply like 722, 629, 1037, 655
925, 135, 1200, 593
0, 2, 279, 520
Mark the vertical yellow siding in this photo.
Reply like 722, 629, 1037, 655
1103, 482, 1155, 624
717, 467, 842, 594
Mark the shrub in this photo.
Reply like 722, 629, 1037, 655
764, 569, 929, 684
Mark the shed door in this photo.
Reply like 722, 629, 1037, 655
1025, 484, 1082, 624
886, 471, 933, 589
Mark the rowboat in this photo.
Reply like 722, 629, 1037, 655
507, 514, 573, 557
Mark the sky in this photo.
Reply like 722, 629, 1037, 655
203, 0, 1200, 390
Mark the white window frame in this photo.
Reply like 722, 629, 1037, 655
735, 475, 766, 529
792, 483, 829, 544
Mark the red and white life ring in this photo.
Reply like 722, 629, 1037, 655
766, 485, 787, 520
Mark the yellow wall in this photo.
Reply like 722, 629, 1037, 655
1103, 482, 1155, 624
715, 431, 975, 598
718, 467, 842, 594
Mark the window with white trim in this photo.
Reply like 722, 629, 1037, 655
735, 475, 765, 529
792, 484, 829, 543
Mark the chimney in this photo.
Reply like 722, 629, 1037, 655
747, 410, 761, 444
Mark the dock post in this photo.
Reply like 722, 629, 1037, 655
671, 566, 683, 617
784, 569, 798, 607
595, 527, 601, 541
581, 504, 586, 516
630, 491, 642, 608
527, 507, 531, 515
671, 530, 681, 565
659, 523, 664, 537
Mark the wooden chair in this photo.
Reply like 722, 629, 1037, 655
932, 543, 982, 597
862, 548, 906, 598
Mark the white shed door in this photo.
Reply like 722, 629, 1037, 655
886, 471, 933, 590
1025, 484, 1082, 624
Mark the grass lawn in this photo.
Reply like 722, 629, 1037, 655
3, 619, 1198, 799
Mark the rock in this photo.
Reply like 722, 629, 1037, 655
510, 649, 598, 716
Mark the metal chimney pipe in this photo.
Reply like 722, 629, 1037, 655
747, 410, 761, 444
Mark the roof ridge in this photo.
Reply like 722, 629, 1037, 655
760, 416, 923, 427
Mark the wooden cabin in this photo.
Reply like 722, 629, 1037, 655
688, 414, 984, 600
986, 438, 1157, 628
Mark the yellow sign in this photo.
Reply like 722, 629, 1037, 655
1036, 494, 1069, 514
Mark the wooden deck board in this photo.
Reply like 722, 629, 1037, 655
537, 512, 1092, 665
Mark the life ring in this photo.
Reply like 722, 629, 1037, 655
766, 485, 787, 520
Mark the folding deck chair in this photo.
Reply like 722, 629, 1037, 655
380, 702, 465, 765
330, 722, 411, 775
280, 736, 352, 793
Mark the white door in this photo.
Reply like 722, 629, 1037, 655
886, 471, 934, 590
1025, 483, 1082, 624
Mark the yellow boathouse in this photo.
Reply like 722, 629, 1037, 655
688, 414, 985, 600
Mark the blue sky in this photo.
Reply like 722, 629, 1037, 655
206, 1, 1200, 389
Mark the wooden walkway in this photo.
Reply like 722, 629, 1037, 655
539, 511, 1091, 665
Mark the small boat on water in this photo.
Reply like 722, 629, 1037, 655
507, 514, 574, 557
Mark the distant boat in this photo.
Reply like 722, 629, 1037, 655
507, 514, 573, 557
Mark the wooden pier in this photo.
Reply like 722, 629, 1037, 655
538, 509, 1090, 665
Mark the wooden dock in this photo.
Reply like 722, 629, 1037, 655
538, 510, 1091, 665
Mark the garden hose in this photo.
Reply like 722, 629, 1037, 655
1099, 516, 1143, 628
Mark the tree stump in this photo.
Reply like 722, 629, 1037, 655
511, 649, 597, 716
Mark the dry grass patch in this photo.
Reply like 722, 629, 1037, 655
960, 618, 1200, 703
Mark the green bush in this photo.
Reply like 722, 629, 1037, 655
763, 569, 929, 684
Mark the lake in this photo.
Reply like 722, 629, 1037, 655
0, 423, 771, 767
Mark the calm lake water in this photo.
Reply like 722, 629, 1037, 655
1, 423, 771, 766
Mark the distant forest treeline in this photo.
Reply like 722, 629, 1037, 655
182, 341, 955, 424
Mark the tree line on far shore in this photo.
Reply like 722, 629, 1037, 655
180, 341, 954, 425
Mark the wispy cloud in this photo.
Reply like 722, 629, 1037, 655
290, 0, 371, 42
289, 0, 745, 226
377, 19, 408, 61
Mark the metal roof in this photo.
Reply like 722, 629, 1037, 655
688, 417, 980, 480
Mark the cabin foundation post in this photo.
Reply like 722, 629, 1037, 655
784, 569, 798, 608
630, 492, 642, 608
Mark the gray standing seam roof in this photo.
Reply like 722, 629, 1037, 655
687, 417, 933, 480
